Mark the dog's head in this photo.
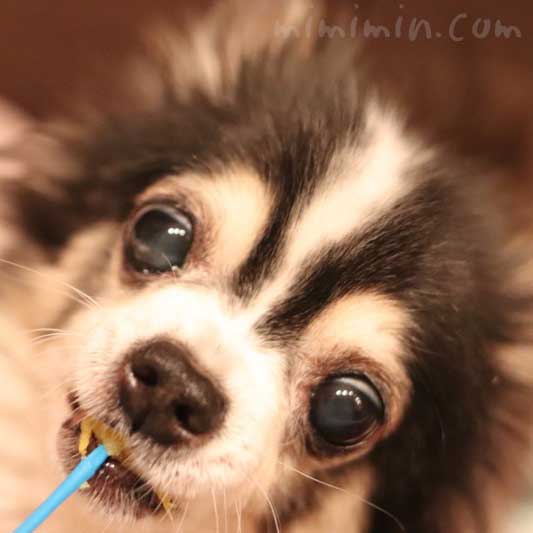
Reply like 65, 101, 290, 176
2, 2, 533, 532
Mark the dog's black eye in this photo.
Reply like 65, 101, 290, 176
127, 206, 194, 274
310, 375, 384, 447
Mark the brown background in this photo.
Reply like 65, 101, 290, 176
0, 1, 531, 183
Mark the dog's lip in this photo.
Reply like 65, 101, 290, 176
59, 392, 171, 518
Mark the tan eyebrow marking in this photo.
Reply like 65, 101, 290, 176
138, 166, 273, 276
300, 291, 413, 429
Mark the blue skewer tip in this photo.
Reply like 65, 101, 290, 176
14, 444, 109, 533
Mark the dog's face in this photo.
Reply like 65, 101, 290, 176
56, 110, 423, 530
27, 110, 526, 533
2, 3, 532, 533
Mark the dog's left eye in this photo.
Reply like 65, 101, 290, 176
310, 375, 384, 448
126, 205, 194, 274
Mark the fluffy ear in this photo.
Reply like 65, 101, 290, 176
138, 0, 321, 103
0, 98, 32, 180
0, 99, 33, 255
0, 100, 68, 261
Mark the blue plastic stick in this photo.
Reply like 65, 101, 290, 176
14, 444, 109, 533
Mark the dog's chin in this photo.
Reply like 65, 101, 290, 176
56, 395, 177, 520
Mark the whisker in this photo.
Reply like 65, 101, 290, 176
278, 462, 405, 531
32, 371, 83, 405
30, 332, 79, 346
0, 268, 93, 311
223, 486, 228, 533
101, 508, 116, 533
212, 487, 221, 533
30, 339, 84, 362
129, 480, 173, 528
234, 500, 243, 533
0, 257, 101, 309
95, 473, 113, 532
136, 482, 156, 507
176, 501, 189, 532
27, 328, 73, 334
250, 478, 280, 533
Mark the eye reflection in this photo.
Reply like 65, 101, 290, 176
126, 205, 194, 274
310, 375, 385, 447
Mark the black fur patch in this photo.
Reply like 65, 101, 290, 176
256, 177, 451, 339
232, 125, 339, 300
5, 44, 364, 258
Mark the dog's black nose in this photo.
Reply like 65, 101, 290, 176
119, 339, 226, 445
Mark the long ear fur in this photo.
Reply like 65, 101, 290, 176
0, 99, 34, 255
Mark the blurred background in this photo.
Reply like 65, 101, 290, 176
0, 0, 531, 529
0, 0, 531, 180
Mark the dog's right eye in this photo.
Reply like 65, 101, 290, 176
126, 205, 194, 274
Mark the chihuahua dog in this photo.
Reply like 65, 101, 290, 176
1, 1, 532, 532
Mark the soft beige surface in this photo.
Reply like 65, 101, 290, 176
506, 504, 533, 532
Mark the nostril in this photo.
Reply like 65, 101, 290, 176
174, 402, 211, 435
174, 402, 200, 435
131, 361, 159, 388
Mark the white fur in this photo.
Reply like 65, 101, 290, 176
68, 283, 287, 504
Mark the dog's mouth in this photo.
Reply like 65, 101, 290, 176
58, 393, 175, 518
